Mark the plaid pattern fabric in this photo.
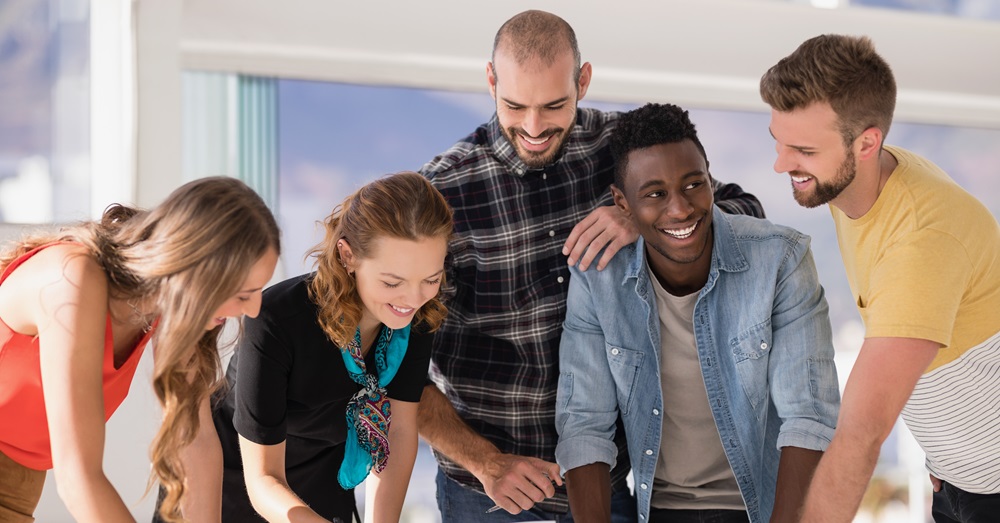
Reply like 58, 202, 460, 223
420, 107, 764, 512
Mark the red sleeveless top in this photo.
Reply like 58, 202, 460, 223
0, 243, 153, 470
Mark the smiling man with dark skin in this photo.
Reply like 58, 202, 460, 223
555, 103, 840, 523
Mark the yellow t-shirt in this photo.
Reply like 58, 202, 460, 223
832, 145, 1000, 493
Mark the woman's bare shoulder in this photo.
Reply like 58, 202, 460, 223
0, 243, 108, 332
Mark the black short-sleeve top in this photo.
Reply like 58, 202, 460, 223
214, 272, 432, 510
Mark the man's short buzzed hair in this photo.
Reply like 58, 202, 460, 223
492, 10, 582, 84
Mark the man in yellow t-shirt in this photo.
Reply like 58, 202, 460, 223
760, 34, 1000, 523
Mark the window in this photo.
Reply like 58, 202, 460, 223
0, 0, 90, 224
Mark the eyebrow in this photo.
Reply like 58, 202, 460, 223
501, 96, 571, 109
635, 171, 705, 192
238, 286, 264, 294
768, 128, 817, 153
381, 269, 445, 280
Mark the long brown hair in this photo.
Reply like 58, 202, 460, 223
2, 176, 280, 522
308, 171, 452, 348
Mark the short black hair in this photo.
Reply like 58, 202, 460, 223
610, 103, 709, 189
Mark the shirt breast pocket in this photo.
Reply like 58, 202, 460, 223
606, 344, 644, 416
730, 320, 773, 412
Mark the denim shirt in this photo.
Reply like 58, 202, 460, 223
555, 208, 840, 523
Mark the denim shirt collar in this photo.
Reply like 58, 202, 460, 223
623, 206, 750, 292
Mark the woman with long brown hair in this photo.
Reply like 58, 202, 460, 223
0, 176, 280, 523
182, 171, 452, 522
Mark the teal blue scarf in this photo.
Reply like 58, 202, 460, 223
337, 324, 409, 489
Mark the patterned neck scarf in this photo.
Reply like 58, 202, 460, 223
337, 324, 410, 489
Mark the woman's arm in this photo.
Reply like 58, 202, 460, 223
178, 396, 223, 522
364, 399, 418, 523
34, 247, 135, 522
238, 436, 330, 523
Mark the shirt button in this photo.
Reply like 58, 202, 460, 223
645, 449, 653, 455
557, 276, 565, 284
652, 409, 660, 416
542, 173, 548, 180
640, 483, 648, 490
549, 230, 556, 237
611, 348, 620, 355
760, 341, 768, 350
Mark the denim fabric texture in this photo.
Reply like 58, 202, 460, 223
932, 481, 1000, 523
435, 469, 637, 523
555, 208, 840, 523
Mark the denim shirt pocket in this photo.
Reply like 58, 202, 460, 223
606, 344, 644, 416
730, 320, 773, 413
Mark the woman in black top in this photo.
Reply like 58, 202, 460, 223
179, 172, 453, 523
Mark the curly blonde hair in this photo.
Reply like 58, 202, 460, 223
308, 171, 453, 347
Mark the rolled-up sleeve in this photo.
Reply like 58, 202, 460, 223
555, 266, 621, 475
769, 234, 840, 450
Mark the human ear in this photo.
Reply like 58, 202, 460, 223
337, 239, 356, 271
856, 127, 884, 161
577, 62, 593, 101
487, 62, 498, 101
611, 184, 631, 217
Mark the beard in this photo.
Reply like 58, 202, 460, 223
500, 120, 574, 169
793, 149, 857, 208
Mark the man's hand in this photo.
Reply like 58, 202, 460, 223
563, 205, 637, 271
473, 453, 563, 514
930, 474, 943, 493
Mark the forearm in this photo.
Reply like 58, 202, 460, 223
56, 469, 136, 523
240, 437, 329, 523
366, 402, 419, 523
800, 337, 939, 523
565, 463, 611, 523
800, 431, 881, 522
246, 475, 329, 523
770, 447, 823, 523
179, 399, 223, 522
417, 384, 500, 478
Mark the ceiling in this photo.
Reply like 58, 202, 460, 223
173, 0, 1000, 128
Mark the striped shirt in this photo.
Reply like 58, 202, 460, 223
420, 107, 765, 511
903, 331, 1000, 493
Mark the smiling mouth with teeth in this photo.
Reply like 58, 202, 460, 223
390, 304, 414, 314
521, 135, 551, 146
661, 220, 699, 239
791, 174, 811, 183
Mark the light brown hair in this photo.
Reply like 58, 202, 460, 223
760, 34, 897, 145
308, 171, 453, 348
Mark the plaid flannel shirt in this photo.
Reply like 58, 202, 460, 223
420, 107, 764, 512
